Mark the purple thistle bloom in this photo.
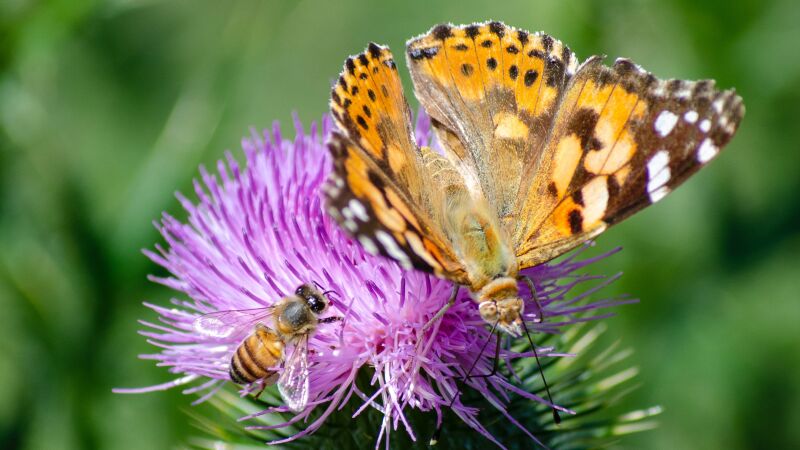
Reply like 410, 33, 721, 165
116, 111, 633, 449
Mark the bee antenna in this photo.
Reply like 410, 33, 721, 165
520, 318, 561, 425
430, 321, 499, 446
312, 280, 325, 291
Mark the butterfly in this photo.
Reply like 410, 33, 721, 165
323, 21, 744, 336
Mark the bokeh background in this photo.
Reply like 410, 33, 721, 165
1, 0, 799, 448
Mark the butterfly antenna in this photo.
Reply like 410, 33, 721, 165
520, 318, 561, 424
430, 321, 499, 446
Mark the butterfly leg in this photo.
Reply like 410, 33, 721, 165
518, 275, 544, 323
454, 331, 502, 381
422, 284, 459, 333
430, 321, 500, 445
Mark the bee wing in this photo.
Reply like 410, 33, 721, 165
277, 334, 310, 412
192, 307, 275, 339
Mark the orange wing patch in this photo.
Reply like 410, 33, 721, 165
329, 43, 420, 193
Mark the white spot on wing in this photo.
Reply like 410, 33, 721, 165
358, 235, 378, 255
647, 150, 671, 203
654, 111, 678, 137
712, 98, 725, 114
684, 110, 698, 123
699, 119, 711, 133
375, 230, 412, 269
697, 138, 719, 163
650, 185, 670, 203
348, 199, 369, 222
675, 84, 691, 99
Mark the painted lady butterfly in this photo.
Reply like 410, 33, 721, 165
323, 21, 744, 336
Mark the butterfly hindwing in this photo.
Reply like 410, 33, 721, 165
514, 57, 744, 267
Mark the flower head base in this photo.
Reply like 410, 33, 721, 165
116, 111, 637, 448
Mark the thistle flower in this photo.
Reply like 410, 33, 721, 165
116, 111, 642, 449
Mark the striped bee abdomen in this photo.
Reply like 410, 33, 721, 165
229, 324, 284, 385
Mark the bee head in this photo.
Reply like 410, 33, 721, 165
295, 283, 328, 314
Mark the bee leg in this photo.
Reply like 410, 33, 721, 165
253, 373, 278, 400
318, 316, 343, 324
422, 284, 459, 333
518, 275, 544, 323
253, 381, 267, 399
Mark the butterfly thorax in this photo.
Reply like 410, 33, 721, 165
445, 193, 518, 288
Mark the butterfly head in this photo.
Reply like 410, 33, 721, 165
477, 277, 524, 337
479, 298, 524, 337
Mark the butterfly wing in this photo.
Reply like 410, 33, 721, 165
193, 307, 275, 340
325, 43, 469, 282
405, 22, 579, 226
277, 334, 310, 412
513, 56, 745, 267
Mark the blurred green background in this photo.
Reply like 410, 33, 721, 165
1, 0, 799, 448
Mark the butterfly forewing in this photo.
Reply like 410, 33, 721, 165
406, 22, 579, 223
324, 44, 471, 283
513, 57, 744, 267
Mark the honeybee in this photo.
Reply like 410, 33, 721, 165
193, 283, 340, 411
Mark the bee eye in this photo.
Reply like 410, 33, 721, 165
295, 286, 306, 297
307, 297, 325, 313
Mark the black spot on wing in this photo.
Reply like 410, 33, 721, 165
409, 47, 439, 61
568, 108, 600, 150
368, 42, 382, 58
488, 21, 505, 37
568, 209, 583, 233
432, 24, 453, 40
541, 34, 554, 52
524, 69, 538, 86
517, 30, 529, 45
